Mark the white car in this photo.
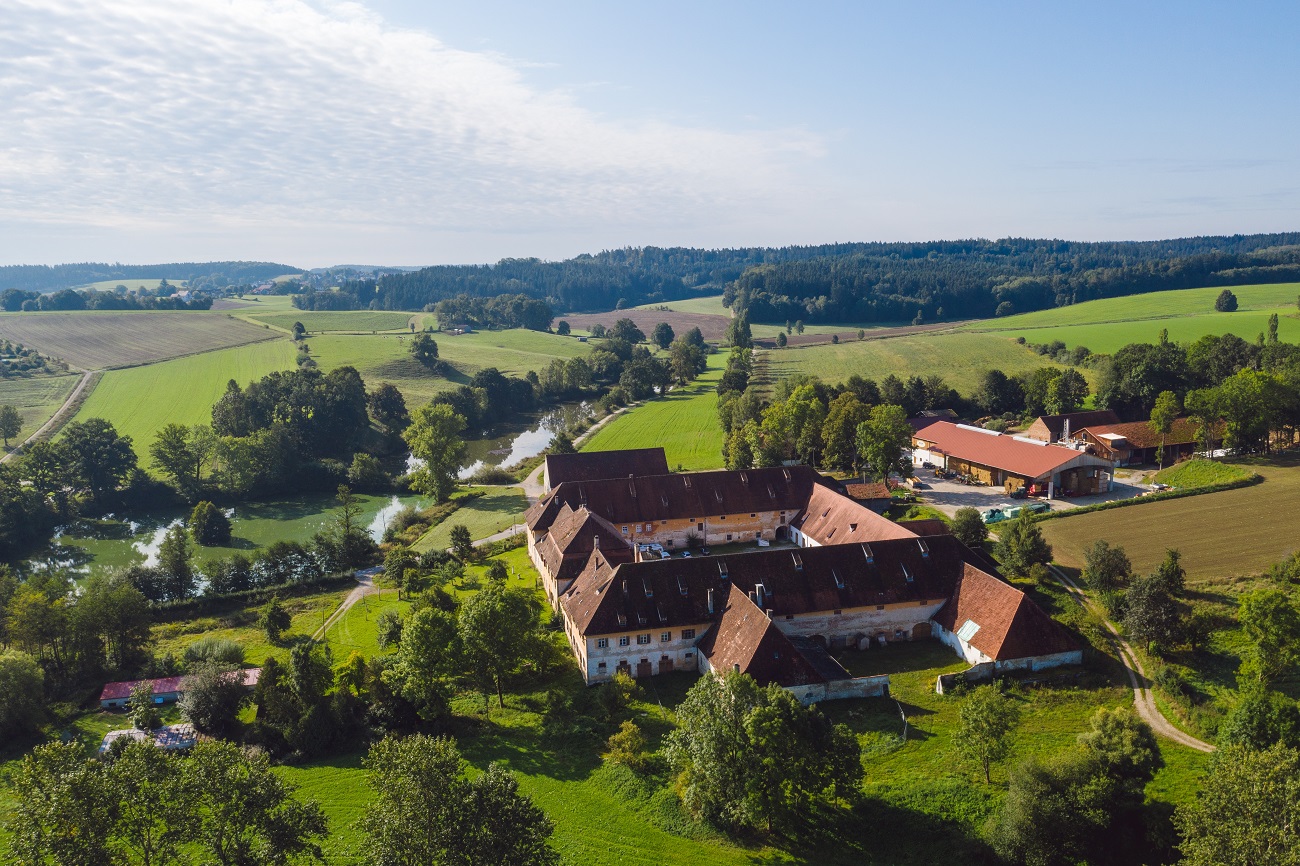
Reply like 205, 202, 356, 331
756, 538, 770, 547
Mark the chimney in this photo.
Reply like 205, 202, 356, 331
733, 663, 741, 673
1062, 418, 1071, 442
708, 588, 715, 614
755, 582, 766, 606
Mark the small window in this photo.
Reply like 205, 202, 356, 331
660, 520, 667, 525
619, 636, 630, 647
833, 609, 842, 615
661, 632, 672, 642
598, 661, 607, 669
684, 652, 694, 658
596, 638, 608, 648
682, 629, 696, 639
785, 614, 794, 620
621, 526, 629, 535
876, 605, 884, 611
719, 515, 726, 520
637, 634, 651, 645
750, 513, 756, 517
726, 534, 732, 541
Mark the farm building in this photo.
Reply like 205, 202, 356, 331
1023, 410, 1121, 443
1078, 418, 1201, 466
542, 446, 670, 491
912, 420, 1115, 497
558, 534, 1079, 695
99, 669, 261, 709
844, 482, 892, 514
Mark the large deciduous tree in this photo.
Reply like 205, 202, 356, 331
855, 404, 912, 484
995, 512, 1053, 578
62, 418, 137, 502
1176, 744, 1300, 866
404, 404, 467, 502
457, 583, 542, 710
955, 685, 1020, 783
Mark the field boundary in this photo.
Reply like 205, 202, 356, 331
99, 319, 283, 371
2, 369, 101, 460
1036, 473, 1262, 521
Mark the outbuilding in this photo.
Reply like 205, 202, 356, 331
912, 420, 1114, 497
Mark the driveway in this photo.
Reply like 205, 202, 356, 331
914, 475, 1149, 518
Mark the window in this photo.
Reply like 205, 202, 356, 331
621, 526, 629, 535
876, 605, 884, 611
596, 638, 608, 649
750, 513, 756, 517
619, 636, 630, 647
726, 534, 732, 541
660, 520, 667, 525
785, 615, 794, 620
833, 609, 842, 615
682, 629, 696, 639
598, 662, 607, 669
684, 652, 694, 658
719, 515, 726, 520
661, 632, 671, 642
637, 634, 651, 645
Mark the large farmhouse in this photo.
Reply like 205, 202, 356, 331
911, 420, 1114, 497
527, 449, 1081, 699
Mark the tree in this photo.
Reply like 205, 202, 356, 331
367, 382, 410, 435
128, 680, 161, 731
1175, 744, 1300, 866
820, 393, 870, 472
0, 404, 21, 447
1152, 547, 1186, 595
449, 524, 473, 560
0, 649, 44, 738
609, 318, 645, 344
292, 321, 306, 340
260, 594, 291, 642
458, 583, 541, 710
385, 607, 458, 723
995, 512, 1054, 577
404, 404, 467, 502
178, 661, 249, 736
950, 507, 988, 548
1218, 683, 1300, 751
8, 741, 116, 866
1239, 588, 1300, 684
1123, 574, 1182, 653
183, 739, 326, 866
955, 685, 1020, 783
1045, 368, 1089, 415
855, 404, 912, 483
1215, 288, 1239, 312
651, 322, 675, 350
410, 333, 440, 366
795, 320, 805, 334
775, 332, 787, 348
360, 734, 558, 866
62, 418, 137, 501
157, 525, 195, 601
106, 739, 191, 866
189, 500, 232, 546
604, 720, 649, 771
1082, 539, 1132, 593
1149, 390, 1180, 470
589, 323, 606, 339
1078, 706, 1163, 786
549, 431, 575, 454
990, 753, 1117, 866
335, 484, 377, 567
555, 320, 570, 336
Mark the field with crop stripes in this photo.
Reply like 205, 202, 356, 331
0, 311, 280, 369
240, 311, 425, 333
0, 374, 79, 442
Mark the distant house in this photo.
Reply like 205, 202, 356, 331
1023, 410, 1121, 443
844, 482, 892, 514
99, 669, 261, 710
1078, 418, 1202, 466
912, 420, 1114, 497
542, 447, 670, 491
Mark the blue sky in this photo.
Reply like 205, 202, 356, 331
1, 1, 1296, 267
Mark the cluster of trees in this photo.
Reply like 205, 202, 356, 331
1082, 542, 1202, 654
0, 342, 57, 377
0, 261, 294, 295
0, 287, 213, 312
973, 366, 1090, 419
432, 293, 554, 331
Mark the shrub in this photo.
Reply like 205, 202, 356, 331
465, 465, 517, 485
189, 501, 232, 546
184, 637, 246, 668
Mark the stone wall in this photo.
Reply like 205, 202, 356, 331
786, 676, 890, 704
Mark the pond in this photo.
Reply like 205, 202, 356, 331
406, 401, 592, 479
20, 491, 427, 581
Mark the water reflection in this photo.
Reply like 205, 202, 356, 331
454, 401, 592, 479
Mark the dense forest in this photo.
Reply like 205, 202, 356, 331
0, 261, 299, 293
314, 234, 1300, 322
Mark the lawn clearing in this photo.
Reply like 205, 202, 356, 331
0, 311, 282, 369
1042, 455, 1300, 583
69, 338, 297, 458
766, 331, 1077, 395
0, 374, 79, 442
581, 356, 726, 470
411, 487, 528, 552
1154, 458, 1253, 488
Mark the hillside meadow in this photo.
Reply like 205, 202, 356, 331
0, 374, 79, 442
238, 310, 425, 334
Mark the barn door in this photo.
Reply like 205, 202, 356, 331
636, 660, 653, 678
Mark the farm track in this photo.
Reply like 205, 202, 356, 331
312, 571, 379, 641
1049, 565, 1213, 752
1, 369, 100, 462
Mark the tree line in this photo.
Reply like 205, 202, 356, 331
0, 261, 295, 294
0, 286, 214, 313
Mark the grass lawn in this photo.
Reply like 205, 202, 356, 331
991, 311, 1300, 355
0, 312, 282, 370
240, 311, 422, 334
1154, 458, 1253, 488
0, 373, 79, 443
1042, 455, 1300, 583
581, 357, 726, 471
766, 331, 1077, 396
68, 338, 297, 458
411, 487, 529, 552
151, 589, 346, 667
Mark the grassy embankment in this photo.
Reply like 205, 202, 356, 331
632, 293, 889, 337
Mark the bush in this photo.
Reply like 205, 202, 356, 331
465, 465, 517, 485
184, 637, 246, 668
189, 501, 232, 546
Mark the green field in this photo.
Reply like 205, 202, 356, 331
633, 294, 883, 337
411, 487, 529, 552
1042, 456, 1300, 583
0, 374, 79, 442
582, 357, 727, 470
239, 311, 424, 334
766, 331, 1076, 395
69, 339, 297, 457
75, 278, 193, 292
0, 312, 281, 370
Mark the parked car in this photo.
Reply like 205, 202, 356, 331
680, 551, 691, 558
756, 538, 771, 547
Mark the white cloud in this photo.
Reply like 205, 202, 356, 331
0, 0, 821, 263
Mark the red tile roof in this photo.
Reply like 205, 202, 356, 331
99, 668, 260, 702
844, 482, 891, 501
913, 421, 1107, 479
932, 566, 1078, 660
536, 504, 633, 586
794, 484, 916, 544
545, 448, 669, 487
695, 584, 831, 687
1025, 410, 1121, 441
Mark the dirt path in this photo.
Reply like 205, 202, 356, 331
312, 568, 381, 641
1, 369, 99, 464
1049, 565, 1213, 752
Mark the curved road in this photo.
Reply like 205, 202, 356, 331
1049, 565, 1213, 753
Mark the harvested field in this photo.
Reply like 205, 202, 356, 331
752, 320, 967, 348
0, 312, 280, 369
560, 309, 734, 342
1042, 456, 1300, 583
241, 311, 423, 333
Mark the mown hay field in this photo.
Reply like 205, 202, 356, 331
70, 339, 297, 457
582, 358, 726, 471
1042, 456, 1300, 583
0, 374, 79, 440
992, 311, 1300, 355
240, 310, 424, 333
0, 311, 280, 369
766, 331, 1076, 395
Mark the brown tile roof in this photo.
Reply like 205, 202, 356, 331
912, 421, 1109, 479
537, 504, 633, 586
794, 483, 917, 544
932, 566, 1079, 660
545, 448, 669, 487
844, 482, 891, 501
1080, 418, 1200, 450
100, 668, 260, 702
695, 584, 830, 687
1027, 410, 1121, 440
